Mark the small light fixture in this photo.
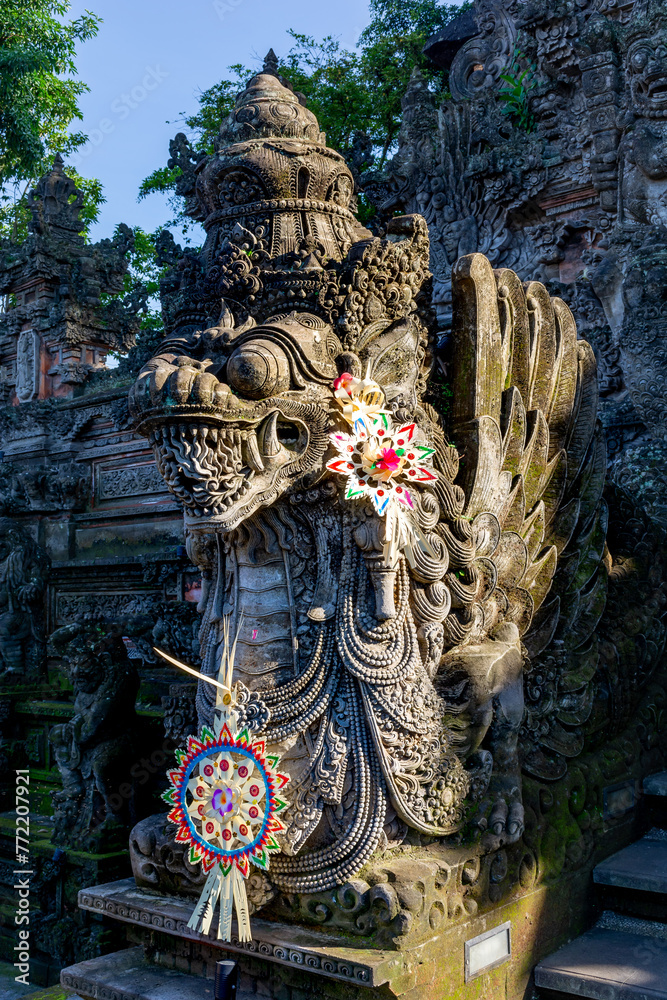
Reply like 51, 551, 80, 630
603, 779, 637, 821
465, 921, 511, 982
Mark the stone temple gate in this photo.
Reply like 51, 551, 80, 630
2, 4, 667, 999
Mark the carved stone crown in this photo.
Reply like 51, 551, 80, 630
27, 153, 84, 236
192, 68, 367, 257
161, 58, 376, 337
218, 71, 325, 146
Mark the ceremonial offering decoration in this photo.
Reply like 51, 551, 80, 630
328, 371, 439, 566
156, 622, 289, 942
332, 368, 390, 430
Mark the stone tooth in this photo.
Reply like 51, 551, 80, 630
244, 429, 264, 472
258, 411, 282, 457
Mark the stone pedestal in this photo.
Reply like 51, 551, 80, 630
60, 874, 598, 1000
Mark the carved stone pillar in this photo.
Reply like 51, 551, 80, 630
581, 48, 622, 211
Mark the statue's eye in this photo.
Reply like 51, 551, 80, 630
632, 47, 649, 71
226, 340, 291, 399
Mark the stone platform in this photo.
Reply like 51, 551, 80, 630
60, 872, 599, 1000
75, 880, 403, 991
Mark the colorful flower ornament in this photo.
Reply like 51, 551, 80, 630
327, 369, 439, 566
333, 368, 390, 430
156, 621, 289, 943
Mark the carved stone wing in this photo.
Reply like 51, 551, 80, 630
446, 253, 606, 652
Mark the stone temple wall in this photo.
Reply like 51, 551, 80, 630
369, 0, 667, 518
0, 162, 200, 982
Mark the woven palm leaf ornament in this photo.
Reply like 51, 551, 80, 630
327, 368, 439, 566
155, 619, 289, 942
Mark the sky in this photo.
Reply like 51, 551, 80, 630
66, 0, 372, 242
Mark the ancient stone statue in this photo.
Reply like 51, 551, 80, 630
129, 66, 606, 896
0, 518, 49, 677
49, 623, 139, 850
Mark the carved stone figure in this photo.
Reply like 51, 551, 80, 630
622, 1, 667, 228
130, 68, 606, 897
15, 330, 40, 403
48, 623, 139, 850
0, 518, 48, 677
598, 2, 667, 445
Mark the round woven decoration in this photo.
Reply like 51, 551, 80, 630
163, 722, 288, 877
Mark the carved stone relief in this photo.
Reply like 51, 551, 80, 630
0, 518, 49, 677
96, 462, 169, 502
15, 330, 40, 403
48, 622, 140, 851
56, 592, 161, 625
377, 0, 667, 509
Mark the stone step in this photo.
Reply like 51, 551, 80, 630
644, 773, 667, 797
61, 948, 260, 1000
593, 829, 667, 895
597, 910, 667, 941
534, 925, 667, 998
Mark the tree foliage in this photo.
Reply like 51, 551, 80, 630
0, 1, 104, 243
360, 0, 464, 42
0, 0, 101, 183
139, 1, 468, 233
84, 224, 168, 383
121, 226, 164, 334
